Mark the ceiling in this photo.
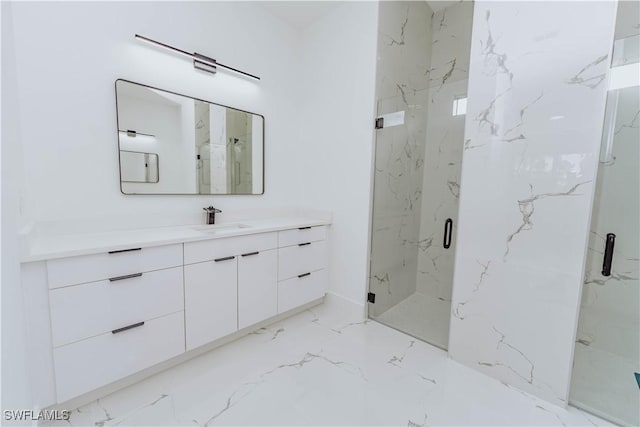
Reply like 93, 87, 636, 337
258, 1, 344, 30
259, 1, 464, 30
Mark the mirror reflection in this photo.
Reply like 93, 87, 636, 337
115, 80, 264, 195
119, 150, 159, 183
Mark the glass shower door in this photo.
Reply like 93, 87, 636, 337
368, 90, 429, 330
368, 83, 464, 349
368, 0, 473, 350
570, 24, 640, 424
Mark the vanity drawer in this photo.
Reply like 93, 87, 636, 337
184, 232, 277, 265
53, 311, 184, 402
49, 266, 184, 347
278, 226, 327, 247
278, 269, 327, 313
278, 240, 327, 281
47, 244, 182, 289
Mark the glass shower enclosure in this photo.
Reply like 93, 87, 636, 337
367, 1, 474, 349
570, 2, 640, 424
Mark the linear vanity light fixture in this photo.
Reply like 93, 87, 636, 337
134, 34, 260, 81
119, 130, 155, 138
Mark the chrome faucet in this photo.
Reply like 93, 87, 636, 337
203, 206, 222, 225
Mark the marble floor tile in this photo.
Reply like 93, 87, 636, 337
42, 298, 612, 427
570, 343, 639, 426
375, 292, 450, 349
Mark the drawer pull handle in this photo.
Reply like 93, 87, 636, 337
108, 247, 142, 254
298, 227, 312, 230
298, 272, 311, 278
109, 272, 143, 282
298, 242, 311, 247
214, 256, 235, 262
241, 251, 260, 257
112, 321, 144, 334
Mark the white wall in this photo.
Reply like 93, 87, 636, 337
3, 0, 305, 414
297, 2, 379, 305
1, 1, 33, 421
449, 0, 616, 406
5, 0, 381, 374
8, 1, 303, 231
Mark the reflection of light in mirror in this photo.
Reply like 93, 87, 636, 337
560, 153, 586, 175
608, 62, 640, 90
549, 115, 565, 121
118, 132, 156, 143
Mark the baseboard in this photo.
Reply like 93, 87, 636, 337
325, 291, 367, 318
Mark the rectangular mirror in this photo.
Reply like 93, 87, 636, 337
115, 79, 264, 195
119, 150, 159, 183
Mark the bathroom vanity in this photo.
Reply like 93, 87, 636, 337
20, 218, 330, 407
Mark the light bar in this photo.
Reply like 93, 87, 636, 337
119, 130, 155, 138
135, 34, 260, 81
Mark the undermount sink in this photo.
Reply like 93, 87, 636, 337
192, 223, 252, 234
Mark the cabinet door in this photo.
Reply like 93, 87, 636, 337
238, 249, 277, 329
184, 257, 238, 351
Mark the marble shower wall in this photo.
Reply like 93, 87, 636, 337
226, 109, 253, 194
369, 1, 432, 316
194, 100, 211, 194
416, 2, 474, 330
209, 105, 228, 194
448, 0, 616, 406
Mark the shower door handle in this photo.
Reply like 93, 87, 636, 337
443, 218, 453, 249
601, 233, 615, 276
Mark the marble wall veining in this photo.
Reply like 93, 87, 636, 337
375, 2, 432, 101
369, 1, 433, 317
415, 1, 474, 348
448, 0, 616, 406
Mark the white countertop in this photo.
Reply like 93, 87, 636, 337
21, 217, 331, 262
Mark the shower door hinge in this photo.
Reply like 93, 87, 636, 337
367, 292, 376, 304
374, 117, 384, 129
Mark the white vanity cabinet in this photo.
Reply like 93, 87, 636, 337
238, 249, 278, 329
183, 232, 278, 350
277, 226, 328, 313
23, 220, 330, 406
184, 257, 238, 351
46, 244, 185, 402
46, 244, 182, 289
